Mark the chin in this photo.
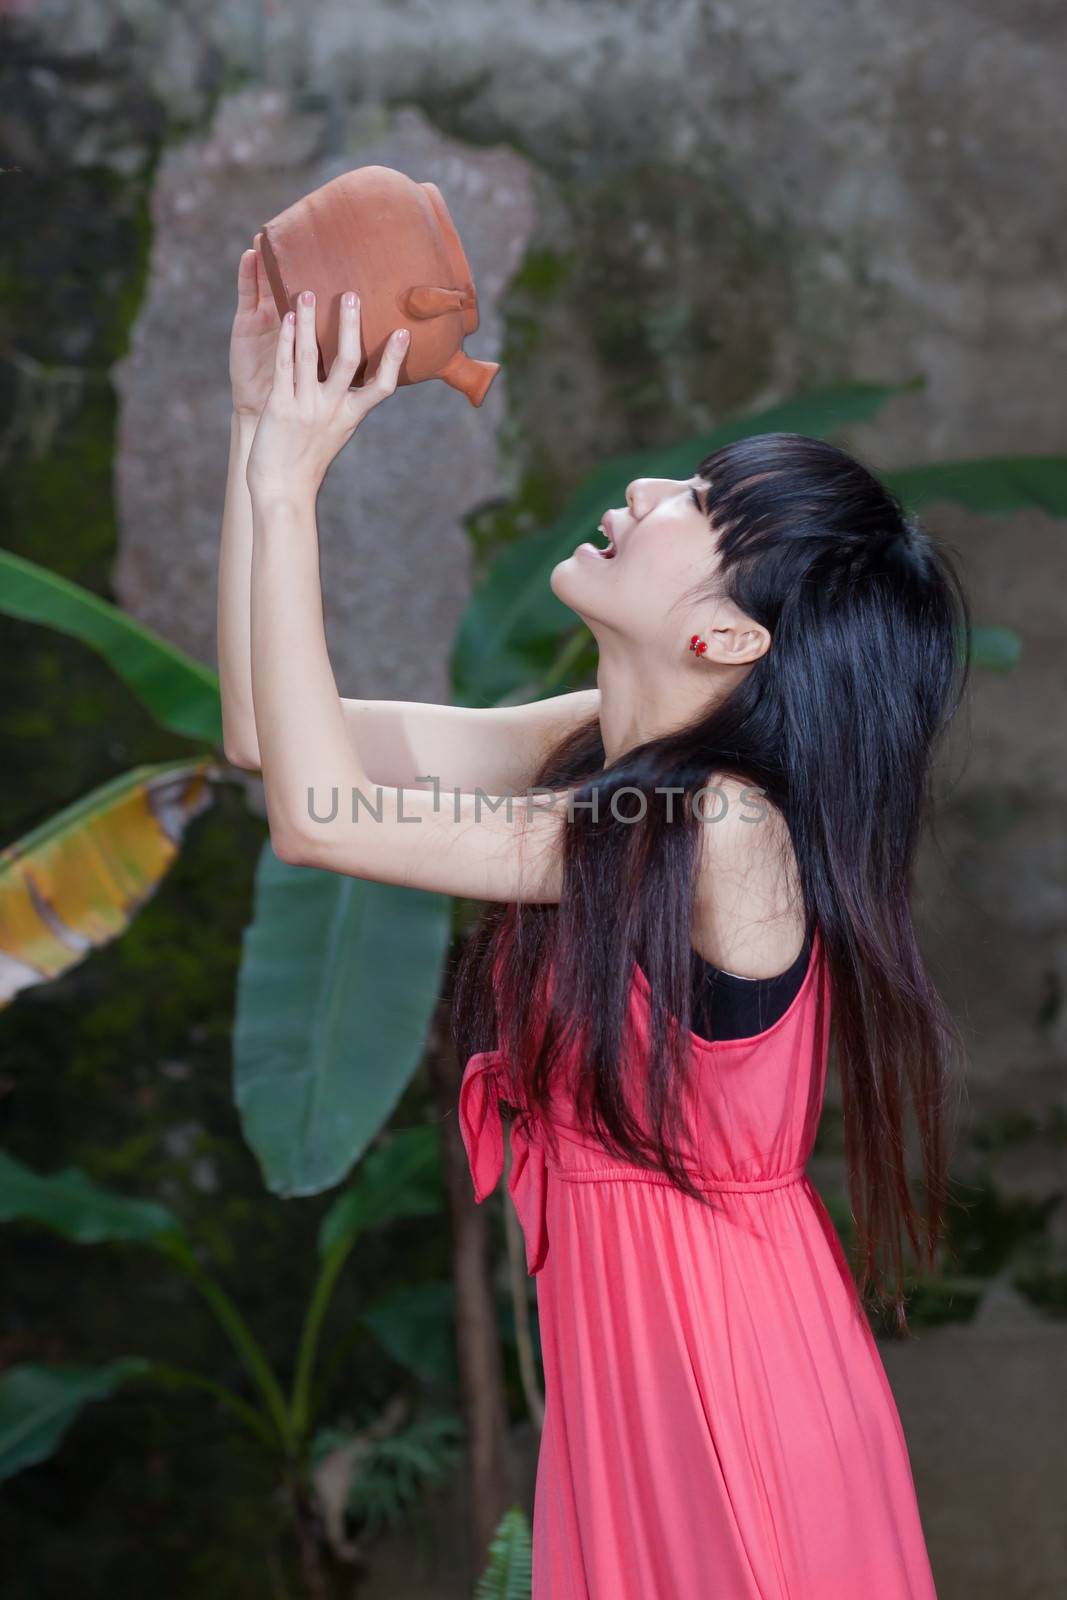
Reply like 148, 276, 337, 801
552, 557, 625, 636
548, 555, 587, 614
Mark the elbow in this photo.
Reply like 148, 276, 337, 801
224, 741, 262, 772
221, 717, 261, 770
269, 805, 328, 868
270, 824, 314, 867
221, 708, 261, 771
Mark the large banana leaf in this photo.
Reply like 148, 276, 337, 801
360, 1282, 458, 1387
0, 1360, 152, 1480
233, 843, 452, 1198
0, 1151, 182, 1244
0, 758, 216, 1008
886, 456, 1067, 516
881, 457, 1067, 674
317, 1125, 444, 1256
452, 380, 916, 704
969, 626, 1023, 672
0, 549, 223, 744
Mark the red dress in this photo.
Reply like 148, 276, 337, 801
459, 930, 938, 1598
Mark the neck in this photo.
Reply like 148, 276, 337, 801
593, 631, 741, 766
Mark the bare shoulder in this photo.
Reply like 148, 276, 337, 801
691, 772, 808, 977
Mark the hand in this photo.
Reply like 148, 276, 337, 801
246, 288, 410, 507
229, 238, 282, 418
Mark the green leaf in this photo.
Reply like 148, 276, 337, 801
360, 1281, 458, 1386
885, 456, 1067, 517
318, 1126, 445, 1256
344, 1413, 464, 1536
233, 845, 452, 1197
0, 548, 223, 744
453, 380, 913, 705
0, 1152, 183, 1244
474, 1504, 533, 1600
0, 1359, 152, 1479
970, 626, 1023, 672
312, 1413, 464, 1543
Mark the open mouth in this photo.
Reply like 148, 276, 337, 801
595, 524, 617, 558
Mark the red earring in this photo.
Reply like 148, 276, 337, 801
689, 633, 708, 657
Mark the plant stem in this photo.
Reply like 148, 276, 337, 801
290, 1235, 356, 1439
538, 625, 594, 696
162, 1238, 294, 1450
143, 1362, 279, 1450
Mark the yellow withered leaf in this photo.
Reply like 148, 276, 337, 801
0, 759, 217, 1008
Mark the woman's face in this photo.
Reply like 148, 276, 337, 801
550, 474, 721, 645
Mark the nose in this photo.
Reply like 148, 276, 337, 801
625, 477, 673, 519
626, 479, 647, 515
625, 480, 650, 519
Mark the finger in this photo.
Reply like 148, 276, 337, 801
236, 248, 258, 311
273, 308, 296, 396
324, 291, 363, 401
350, 326, 410, 416
294, 289, 320, 404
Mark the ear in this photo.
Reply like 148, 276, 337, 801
704, 603, 771, 666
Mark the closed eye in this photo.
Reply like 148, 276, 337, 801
689, 486, 704, 513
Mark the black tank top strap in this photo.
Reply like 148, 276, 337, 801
689, 926, 814, 1044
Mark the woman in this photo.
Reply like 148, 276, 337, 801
219, 247, 970, 1597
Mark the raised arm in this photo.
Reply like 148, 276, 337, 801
245, 286, 586, 903
218, 246, 598, 794
337, 689, 599, 795
249, 493, 572, 901
217, 241, 281, 770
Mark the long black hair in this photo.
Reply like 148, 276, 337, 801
452, 431, 972, 1330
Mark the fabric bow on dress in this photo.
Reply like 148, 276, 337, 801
458, 1049, 550, 1275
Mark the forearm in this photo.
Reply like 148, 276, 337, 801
249, 492, 369, 854
249, 498, 563, 900
217, 410, 261, 766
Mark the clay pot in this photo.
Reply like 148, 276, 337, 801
258, 165, 499, 407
